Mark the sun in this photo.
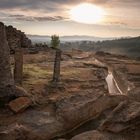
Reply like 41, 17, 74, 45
70, 3, 105, 24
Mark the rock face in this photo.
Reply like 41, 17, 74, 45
0, 22, 30, 105
14, 47, 24, 85
6, 25, 31, 50
53, 49, 62, 83
0, 22, 14, 103
71, 100, 140, 140
0, 22, 14, 88
99, 101, 140, 134
0, 124, 29, 140
71, 130, 128, 140
0, 94, 127, 140
95, 52, 140, 96
0, 46, 139, 140
6, 25, 31, 85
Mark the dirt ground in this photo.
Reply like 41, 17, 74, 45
0, 50, 139, 140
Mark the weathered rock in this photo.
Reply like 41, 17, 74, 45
53, 49, 62, 84
0, 22, 14, 88
0, 22, 14, 105
6, 25, 31, 51
95, 51, 140, 95
71, 100, 140, 140
14, 47, 24, 85
8, 97, 32, 113
6, 25, 31, 86
0, 94, 127, 140
0, 124, 29, 140
14, 86, 30, 97
71, 130, 125, 140
99, 100, 140, 134
128, 88, 140, 102
55, 94, 127, 130
0, 22, 30, 106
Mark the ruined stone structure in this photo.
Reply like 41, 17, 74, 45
53, 49, 62, 84
0, 22, 30, 105
6, 25, 31, 50
6, 25, 31, 85
14, 47, 24, 85
0, 22, 14, 89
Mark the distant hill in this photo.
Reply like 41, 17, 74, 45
27, 35, 114, 43
27, 35, 50, 43
95, 36, 140, 57
60, 36, 140, 57
28, 34, 140, 57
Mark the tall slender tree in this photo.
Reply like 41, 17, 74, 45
51, 35, 60, 49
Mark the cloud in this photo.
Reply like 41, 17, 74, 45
106, 21, 127, 26
0, 0, 140, 9
0, 0, 140, 28
8, 14, 67, 22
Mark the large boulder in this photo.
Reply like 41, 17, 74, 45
8, 97, 32, 113
0, 94, 127, 140
99, 100, 140, 134
71, 100, 140, 140
71, 130, 128, 140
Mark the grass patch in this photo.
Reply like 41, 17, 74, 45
23, 64, 53, 89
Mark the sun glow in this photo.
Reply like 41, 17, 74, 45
70, 3, 105, 24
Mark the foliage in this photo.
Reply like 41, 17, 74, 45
51, 35, 60, 49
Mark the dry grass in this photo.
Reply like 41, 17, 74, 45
23, 64, 53, 90
23, 52, 55, 64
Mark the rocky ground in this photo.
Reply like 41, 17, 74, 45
95, 52, 140, 100
0, 50, 140, 140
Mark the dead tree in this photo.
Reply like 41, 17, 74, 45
52, 49, 62, 85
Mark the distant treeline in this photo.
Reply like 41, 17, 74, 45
60, 36, 140, 57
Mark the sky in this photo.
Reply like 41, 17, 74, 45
0, 0, 140, 37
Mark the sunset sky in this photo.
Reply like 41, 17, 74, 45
0, 0, 140, 37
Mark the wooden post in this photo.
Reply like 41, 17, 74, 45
53, 49, 61, 85
14, 47, 23, 86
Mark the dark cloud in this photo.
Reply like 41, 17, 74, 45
0, 0, 140, 9
8, 14, 67, 22
0, 0, 140, 27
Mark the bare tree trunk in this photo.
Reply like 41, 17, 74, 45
14, 47, 23, 86
53, 49, 61, 85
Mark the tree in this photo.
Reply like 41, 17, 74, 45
51, 35, 60, 49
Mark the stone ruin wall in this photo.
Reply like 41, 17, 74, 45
6, 25, 32, 51
0, 22, 32, 87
